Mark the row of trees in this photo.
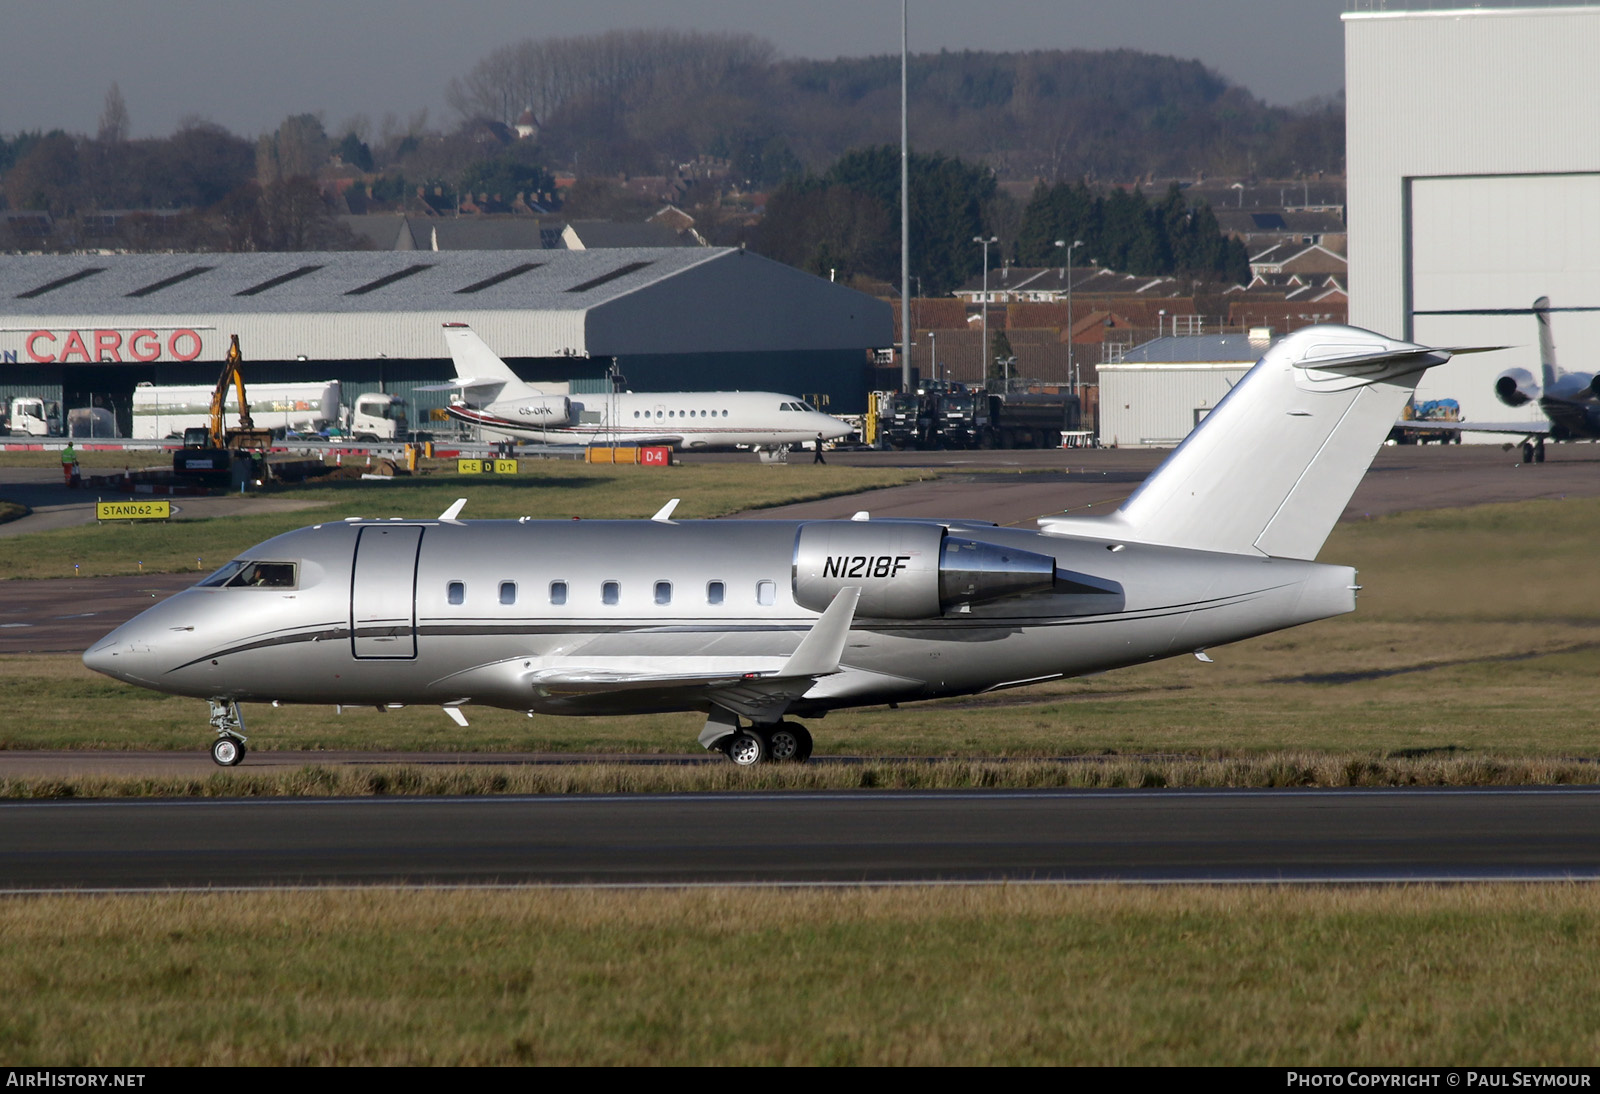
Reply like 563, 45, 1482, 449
1016, 181, 1248, 283
447, 31, 1345, 183
748, 148, 1248, 295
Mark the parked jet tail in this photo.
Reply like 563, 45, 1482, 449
1040, 325, 1458, 561
426, 323, 550, 403
1534, 295, 1562, 392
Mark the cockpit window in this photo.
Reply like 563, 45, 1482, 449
197, 560, 249, 587
224, 562, 298, 588
202, 561, 297, 588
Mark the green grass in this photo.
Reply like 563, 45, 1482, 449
0, 462, 931, 579
5, 753, 1599, 800
4, 886, 1600, 1065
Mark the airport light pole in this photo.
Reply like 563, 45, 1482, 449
899, 0, 911, 393
973, 234, 998, 386
1056, 239, 1083, 400
929, 330, 938, 382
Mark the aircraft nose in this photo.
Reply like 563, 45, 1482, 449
83, 624, 161, 686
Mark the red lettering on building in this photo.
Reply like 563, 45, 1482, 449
59, 330, 90, 363
23, 327, 204, 363
93, 329, 123, 363
167, 330, 202, 362
126, 330, 159, 362
25, 330, 57, 363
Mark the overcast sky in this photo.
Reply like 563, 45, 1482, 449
2, 1, 1356, 139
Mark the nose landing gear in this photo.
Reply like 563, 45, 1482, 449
207, 698, 249, 767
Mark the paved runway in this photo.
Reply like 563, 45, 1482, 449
4, 787, 1599, 889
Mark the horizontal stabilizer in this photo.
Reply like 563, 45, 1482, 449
414, 377, 506, 392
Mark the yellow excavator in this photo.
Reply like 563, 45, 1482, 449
173, 334, 274, 479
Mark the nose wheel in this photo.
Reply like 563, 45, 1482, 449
207, 698, 249, 767
210, 735, 247, 766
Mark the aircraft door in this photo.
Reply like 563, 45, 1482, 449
350, 525, 422, 658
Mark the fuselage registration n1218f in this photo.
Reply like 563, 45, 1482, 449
86, 324, 1462, 767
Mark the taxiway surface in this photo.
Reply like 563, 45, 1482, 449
4, 787, 1599, 889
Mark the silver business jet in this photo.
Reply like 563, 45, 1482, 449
86, 324, 1462, 767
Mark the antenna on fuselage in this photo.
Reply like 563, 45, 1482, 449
438, 498, 467, 522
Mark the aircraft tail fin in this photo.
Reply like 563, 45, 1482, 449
1039, 325, 1452, 560
1533, 296, 1562, 391
439, 324, 545, 402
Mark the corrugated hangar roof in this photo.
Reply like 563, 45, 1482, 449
2, 248, 716, 315
1115, 333, 1276, 365
0, 248, 892, 363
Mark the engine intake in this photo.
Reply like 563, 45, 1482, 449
792, 521, 1058, 618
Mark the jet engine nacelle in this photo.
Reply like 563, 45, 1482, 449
792, 521, 1058, 618
507, 396, 572, 425
1495, 368, 1540, 408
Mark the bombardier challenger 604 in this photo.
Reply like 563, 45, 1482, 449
86, 323, 1471, 766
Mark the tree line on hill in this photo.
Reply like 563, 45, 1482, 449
0, 31, 1331, 281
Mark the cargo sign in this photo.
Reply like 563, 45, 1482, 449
24, 328, 205, 364
96, 500, 171, 521
457, 459, 518, 474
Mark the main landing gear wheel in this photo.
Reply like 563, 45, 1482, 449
725, 730, 768, 767
211, 735, 246, 767
766, 722, 814, 764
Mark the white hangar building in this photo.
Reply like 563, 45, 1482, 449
0, 248, 893, 435
1345, 4, 1600, 439
1096, 331, 1275, 448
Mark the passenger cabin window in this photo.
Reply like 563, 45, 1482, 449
707, 581, 725, 605
202, 561, 297, 589
757, 580, 776, 606
499, 582, 517, 606
654, 581, 672, 605
602, 581, 620, 606
550, 581, 568, 605
447, 581, 464, 605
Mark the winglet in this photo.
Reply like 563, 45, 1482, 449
438, 498, 467, 522
651, 498, 680, 522
780, 586, 860, 678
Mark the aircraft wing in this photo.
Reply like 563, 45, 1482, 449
1397, 419, 1550, 437
525, 587, 863, 720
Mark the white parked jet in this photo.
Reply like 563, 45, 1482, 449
431, 324, 853, 450
1407, 297, 1600, 461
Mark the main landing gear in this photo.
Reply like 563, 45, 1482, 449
207, 698, 249, 767
1521, 439, 1546, 464
700, 709, 814, 766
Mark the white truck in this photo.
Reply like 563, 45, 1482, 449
6, 397, 62, 437
131, 382, 407, 441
